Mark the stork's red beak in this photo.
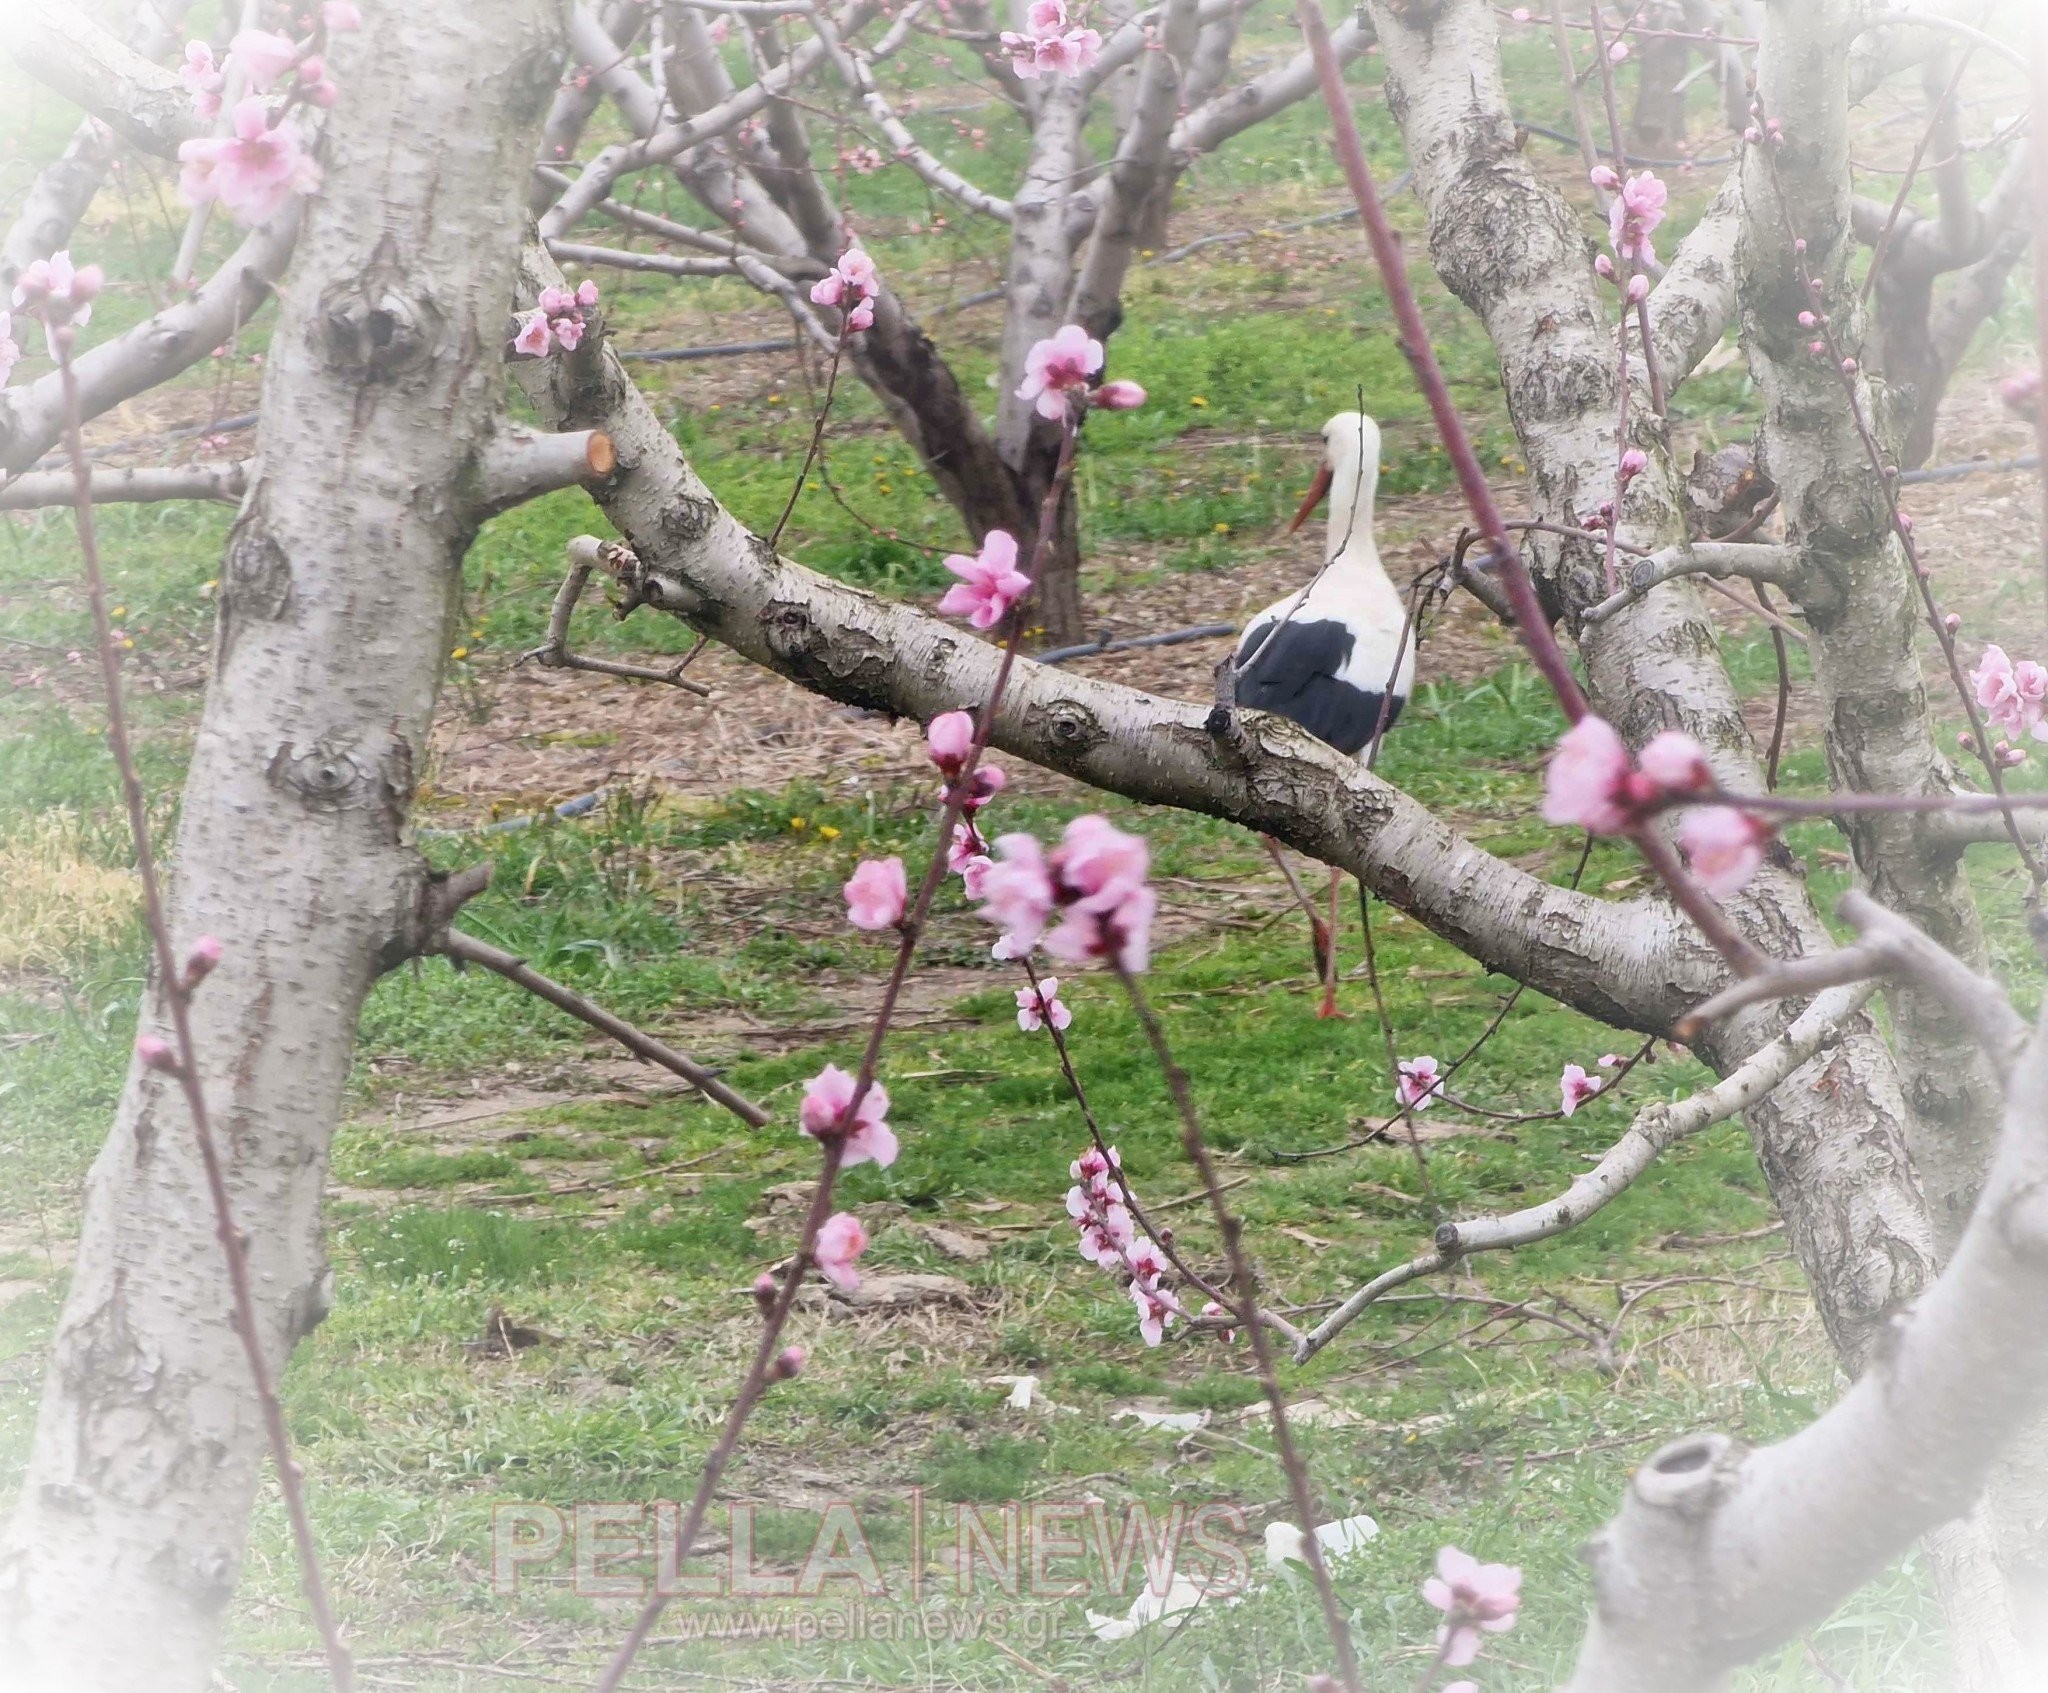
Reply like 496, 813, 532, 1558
1286, 461, 1334, 535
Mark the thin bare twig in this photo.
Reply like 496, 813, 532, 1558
54, 336, 354, 1690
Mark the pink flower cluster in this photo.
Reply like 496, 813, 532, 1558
799, 1064, 899, 1169
1067, 1145, 1178, 1345
809, 243, 879, 333
11, 251, 102, 356
928, 711, 1010, 899
839, 145, 885, 174
1590, 167, 1667, 271
513, 280, 601, 358
1973, 645, 2048, 755
179, 97, 321, 226
1423, 1545, 1522, 1668
937, 530, 1032, 630
1541, 716, 1772, 895
976, 814, 1155, 972
1015, 324, 1143, 421
1000, 0, 1103, 78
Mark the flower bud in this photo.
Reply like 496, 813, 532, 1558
1625, 273, 1648, 303
1944, 613, 1961, 634
1797, 311, 1816, 327
1840, 357, 1858, 374
1793, 237, 1807, 253
70, 265, 104, 305
1618, 448, 1648, 481
1594, 254, 1615, 280
771, 1345, 806, 1379
2000, 372, 2041, 415
182, 934, 224, 989
1896, 512, 1913, 534
753, 1272, 780, 1314
1090, 380, 1146, 410
1588, 165, 1621, 192
136, 1034, 180, 1074
1743, 126, 1762, 144
1809, 340, 1826, 355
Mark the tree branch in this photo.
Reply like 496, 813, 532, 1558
1583, 541, 1806, 625
1649, 166, 1743, 387
1297, 980, 1875, 1362
0, 462, 250, 510
0, 213, 299, 477
8, 9, 201, 159
473, 423, 616, 517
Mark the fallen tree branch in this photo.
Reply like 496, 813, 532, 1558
1295, 981, 1873, 1362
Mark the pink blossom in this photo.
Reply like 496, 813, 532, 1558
511, 309, 554, 358
1056, 814, 1149, 914
228, 29, 302, 92
0, 312, 17, 385
323, 1, 363, 29
927, 710, 976, 773
1033, 27, 1102, 73
1598, 1052, 1621, 1068
180, 41, 225, 120
1016, 976, 1073, 1032
1130, 1279, 1174, 1345
979, 832, 1057, 958
1047, 884, 1153, 973
1972, 644, 2048, 740
1588, 164, 1620, 192
178, 98, 321, 226
1396, 1054, 1443, 1111
810, 244, 880, 331
1617, 446, 1647, 479
843, 857, 907, 931
815, 1211, 869, 1290
2000, 372, 2041, 417
937, 528, 1031, 629
1090, 379, 1146, 410
948, 819, 987, 870
1606, 38, 1629, 61
1607, 170, 1667, 267
1679, 805, 1771, 896
1423, 1546, 1522, 1668
1198, 1298, 1238, 1343
1541, 715, 1635, 834
798, 1064, 899, 1168
1636, 729, 1713, 795
1559, 1063, 1602, 1116
538, 285, 577, 315
1017, 324, 1104, 420
1027, 0, 1069, 29
577, 278, 600, 308
840, 145, 885, 173
551, 313, 586, 351
12, 250, 101, 325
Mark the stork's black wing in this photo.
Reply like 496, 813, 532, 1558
1235, 617, 1402, 756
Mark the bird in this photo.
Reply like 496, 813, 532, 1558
1233, 411, 1414, 1017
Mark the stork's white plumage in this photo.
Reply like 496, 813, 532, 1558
1234, 411, 1412, 754
1234, 412, 1413, 1016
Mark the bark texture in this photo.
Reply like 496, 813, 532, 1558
0, 3, 562, 1687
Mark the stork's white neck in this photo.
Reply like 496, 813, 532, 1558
1323, 437, 1385, 581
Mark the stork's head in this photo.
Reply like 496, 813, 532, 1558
1287, 411, 1383, 535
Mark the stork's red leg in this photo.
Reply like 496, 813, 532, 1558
1317, 865, 1348, 1019
1261, 834, 1332, 991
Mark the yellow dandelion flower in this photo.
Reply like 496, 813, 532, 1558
1189, 396, 1208, 407
789, 815, 808, 830
818, 824, 842, 840
451, 647, 469, 660
1214, 522, 1231, 534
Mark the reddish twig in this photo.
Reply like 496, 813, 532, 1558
54, 342, 355, 1690
1858, 43, 1976, 309
594, 409, 1084, 1693
1753, 117, 2043, 882
1113, 961, 1363, 1693
1297, 0, 1764, 975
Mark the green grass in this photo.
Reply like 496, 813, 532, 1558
3, 10, 2041, 1689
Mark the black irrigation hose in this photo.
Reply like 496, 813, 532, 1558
1899, 451, 2039, 484
1517, 118, 1737, 169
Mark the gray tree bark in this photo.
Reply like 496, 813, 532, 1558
0, 2, 563, 1687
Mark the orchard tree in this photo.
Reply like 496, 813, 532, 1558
1, 1, 2046, 1691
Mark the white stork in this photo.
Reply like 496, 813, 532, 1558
1234, 411, 1413, 1017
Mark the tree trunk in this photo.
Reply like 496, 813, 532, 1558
0, 3, 560, 1687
